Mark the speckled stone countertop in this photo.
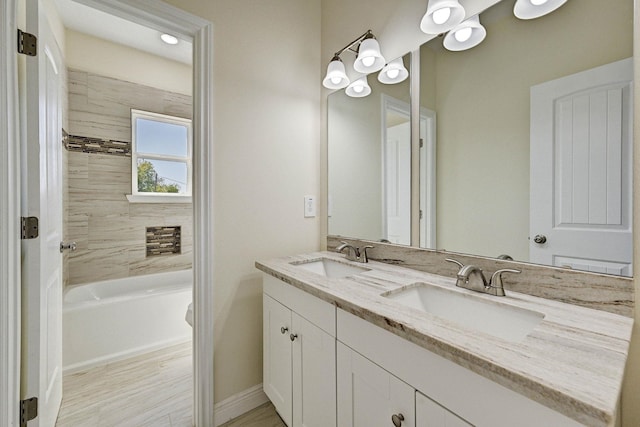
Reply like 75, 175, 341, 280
256, 251, 634, 427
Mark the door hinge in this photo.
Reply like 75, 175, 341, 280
420, 138, 424, 148
17, 29, 37, 56
20, 397, 38, 426
419, 209, 424, 220
21, 217, 39, 239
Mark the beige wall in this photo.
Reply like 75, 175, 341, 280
160, 0, 322, 402
65, 69, 193, 285
65, 29, 192, 96
424, 0, 632, 260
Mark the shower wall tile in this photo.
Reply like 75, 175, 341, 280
65, 70, 193, 286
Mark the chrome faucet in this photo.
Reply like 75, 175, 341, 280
336, 241, 374, 263
445, 258, 520, 297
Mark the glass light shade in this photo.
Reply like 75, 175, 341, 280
514, 0, 567, 20
443, 15, 487, 51
420, 0, 466, 34
322, 58, 350, 89
353, 38, 386, 73
378, 57, 409, 84
345, 77, 371, 98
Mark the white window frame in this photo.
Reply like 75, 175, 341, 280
128, 109, 193, 203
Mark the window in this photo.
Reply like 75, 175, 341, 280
129, 110, 192, 202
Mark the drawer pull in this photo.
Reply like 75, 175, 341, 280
290, 333, 298, 342
391, 413, 404, 427
280, 326, 288, 334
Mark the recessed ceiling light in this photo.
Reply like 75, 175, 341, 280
160, 34, 179, 45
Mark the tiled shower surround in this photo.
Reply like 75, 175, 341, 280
65, 69, 193, 286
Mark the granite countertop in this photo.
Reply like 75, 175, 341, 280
256, 251, 634, 427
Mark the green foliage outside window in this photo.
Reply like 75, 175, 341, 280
137, 160, 180, 193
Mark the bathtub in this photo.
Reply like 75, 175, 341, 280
63, 269, 193, 373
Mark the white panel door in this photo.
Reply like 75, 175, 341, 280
416, 391, 472, 427
385, 122, 411, 245
21, 1, 64, 425
530, 58, 633, 276
263, 295, 292, 425
337, 342, 414, 427
291, 313, 336, 427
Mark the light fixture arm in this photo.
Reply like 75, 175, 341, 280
333, 29, 374, 57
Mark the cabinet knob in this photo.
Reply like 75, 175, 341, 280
280, 326, 288, 334
290, 333, 298, 342
391, 413, 404, 426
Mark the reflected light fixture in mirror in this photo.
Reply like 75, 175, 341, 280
443, 15, 487, 51
323, 55, 350, 89
514, 0, 568, 19
345, 76, 371, 98
160, 33, 178, 45
420, 0, 466, 34
378, 57, 409, 84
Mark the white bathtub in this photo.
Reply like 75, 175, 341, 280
63, 269, 193, 373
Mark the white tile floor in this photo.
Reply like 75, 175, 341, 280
56, 342, 193, 427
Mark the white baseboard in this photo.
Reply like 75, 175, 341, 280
214, 384, 269, 426
63, 337, 191, 374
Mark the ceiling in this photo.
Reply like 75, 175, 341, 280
53, 0, 192, 65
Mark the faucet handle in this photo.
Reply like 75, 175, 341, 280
490, 268, 521, 286
360, 245, 374, 263
445, 258, 465, 269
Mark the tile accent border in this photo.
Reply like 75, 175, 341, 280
327, 236, 635, 317
146, 226, 182, 257
64, 133, 131, 157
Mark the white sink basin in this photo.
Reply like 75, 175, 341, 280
383, 283, 544, 342
292, 258, 370, 279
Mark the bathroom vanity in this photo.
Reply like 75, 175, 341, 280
256, 251, 633, 427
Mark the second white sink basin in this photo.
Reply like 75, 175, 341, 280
292, 258, 370, 279
383, 283, 544, 342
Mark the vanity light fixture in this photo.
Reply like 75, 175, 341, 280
378, 57, 409, 84
353, 33, 386, 73
443, 15, 486, 51
420, 0, 466, 34
160, 33, 179, 45
322, 55, 350, 89
345, 76, 372, 98
514, 0, 568, 20
322, 30, 388, 96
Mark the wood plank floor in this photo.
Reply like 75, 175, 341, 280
56, 342, 193, 427
219, 402, 286, 427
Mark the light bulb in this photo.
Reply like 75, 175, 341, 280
160, 34, 178, 45
361, 56, 376, 67
530, 0, 548, 5
386, 68, 400, 79
353, 85, 364, 93
330, 76, 342, 85
454, 27, 472, 42
432, 7, 451, 25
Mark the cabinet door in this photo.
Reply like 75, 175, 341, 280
416, 391, 473, 427
292, 313, 336, 427
264, 294, 292, 426
337, 342, 414, 427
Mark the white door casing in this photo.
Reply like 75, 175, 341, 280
419, 108, 436, 249
21, 1, 63, 425
530, 58, 633, 276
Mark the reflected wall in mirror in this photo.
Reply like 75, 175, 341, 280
418, 0, 633, 276
329, 53, 412, 245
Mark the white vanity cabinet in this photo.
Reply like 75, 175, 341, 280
337, 342, 415, 427
263, 275, 336, 427
416, 392, 472, 427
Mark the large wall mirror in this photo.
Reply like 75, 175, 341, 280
328, 0, 634, 277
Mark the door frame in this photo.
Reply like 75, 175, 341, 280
0, 0, 215, 425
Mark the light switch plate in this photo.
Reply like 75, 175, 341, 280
304, 195, 316, 218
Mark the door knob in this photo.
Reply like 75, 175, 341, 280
60, 241, 77, 253
280, 326, 288, 334
533, 234, 547, 244
391, 413, 405, 426
290, 333, 298, 342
